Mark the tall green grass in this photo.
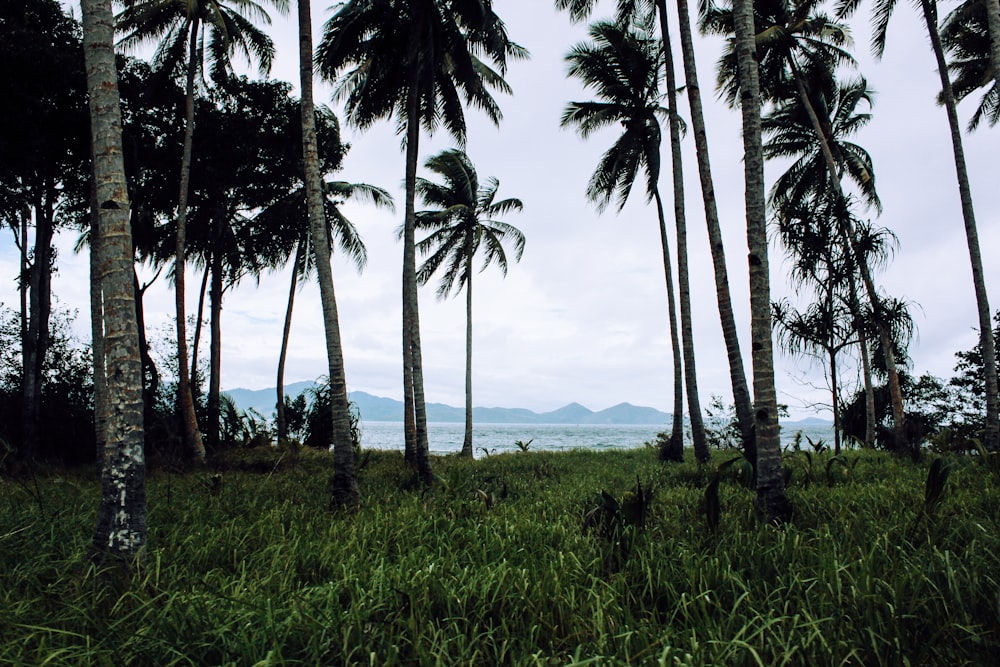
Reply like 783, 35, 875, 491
2, 447, 998, 665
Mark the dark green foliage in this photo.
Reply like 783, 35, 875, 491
1, 448, 999, 664
302, 379, 361, 452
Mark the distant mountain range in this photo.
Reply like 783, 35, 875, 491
224, 383, 831, 427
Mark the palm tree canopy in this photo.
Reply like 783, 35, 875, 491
410, 148, 525, 299
941, 0, 999, 130
764, 76, 881, 217
701, 0, 856, 107
115, 0, 287, 84
561, 20, 671, 211
315, 0, 527, 142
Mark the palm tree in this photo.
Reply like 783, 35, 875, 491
317, 0, 525, 484
256, 178, 391, 444
838, 0, 1000, 452
554, 0, 757, 465
704, 0, 914, 453
81, 0, 146, 560
116, 0, 287, 464
411, 149, 525, 457
730, 0, 791, 522
941, 0, 1000, 131
561, 20, 686, 462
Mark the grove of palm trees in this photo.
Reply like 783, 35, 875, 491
1, 0, 998, 662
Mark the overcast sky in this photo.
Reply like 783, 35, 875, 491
9, 0, 999, 421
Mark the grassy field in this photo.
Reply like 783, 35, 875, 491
2, 445, 999, 665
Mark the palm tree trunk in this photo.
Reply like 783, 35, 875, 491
984, 0, 1000, 94
207, 251, 223, 450
22, 203, 53, 461
175, 18, 206, 465
733, 0, 790, 524
845, 268, 877, 446
830, 341, 841, 455
298, 0, 359, 507
89, 187, 108, 466
786, 59, 908, 453
656, 0, 707, 462
276, 241, 303, 444
653, 189, 685, 462
671, 0, 756, 462
134, 272, 158, 433
462, 251, 474, 457
82, 0, 146, 561
920, 0, 999, 452
190, 261, 210, 388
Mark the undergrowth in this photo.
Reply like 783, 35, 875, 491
1, 447, 998, 665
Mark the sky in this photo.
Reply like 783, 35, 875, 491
7, 0, 999, 421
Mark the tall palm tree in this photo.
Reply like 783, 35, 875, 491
561, 20, 686, 462
554, 0, 757, 464
411, 149, 525, 457
81, 0, 146, 560
837, 0, 999, 452
704, 0, 913, 453
116, 0, 287, 464
730, 0, 791, 522
317, 0, 525, 484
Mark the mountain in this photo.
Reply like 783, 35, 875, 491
222, 385, 674, 425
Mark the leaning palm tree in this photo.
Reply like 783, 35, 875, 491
81, 0, 146, 561
255, 178, 392, 445
116, 0, 287, 464
317, 0, 525, 484
555, 0, 756, 463
561, 20, 687, 462
836, 0, 999, 452
411, 149, 524, 458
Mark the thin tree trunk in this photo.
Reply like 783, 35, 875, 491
276, 242, 303, 444
207, 251, 223, 450
134, 272, 158, 432
733, 0, 791, 523
655, 0, 707, 462
830, 343, 841, 455
190, 260, 210, 388
21, 203, 53, 461
175, 18, 206, 465
653, 190, 685, 462
82, 0, 146, 561
845, 267, 877, 446
672, 0, 756, 462
298, 0, 359, 507
403, 90, 434, 484
461, 248, 473, 457
921, 0, 999, 452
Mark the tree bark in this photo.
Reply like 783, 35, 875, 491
90, 186, 108, 466
208, 250, 223, 450
21, 199, 53, 461
298, 0, 359, 507
921, 0, 999, 452
461, 240, 474, 457
733, 0, 791, 523
656, 0, 707, 462
174, 18, 206, 465
276, 242, 303, 444
653, 190, 685, 462
672, 0, 756, 462
82, 0, 147, 561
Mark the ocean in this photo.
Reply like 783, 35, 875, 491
358, 421, 837, 457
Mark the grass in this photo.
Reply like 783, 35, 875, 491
2, 445, 999, 665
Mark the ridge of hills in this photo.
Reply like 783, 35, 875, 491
225, 383, 831, 427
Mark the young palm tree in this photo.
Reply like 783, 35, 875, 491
256, 178, 391, 444
81, 0, 146, 560
555, 0, 757, 464
730, 0, 791, 522
837, 0, 1000, 452
561, 20, 686, 462
317, 0, 525, 484
411, 149, 525, 457
116, 0, 287, 464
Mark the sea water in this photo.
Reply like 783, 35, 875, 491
358, 421, 837, 457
